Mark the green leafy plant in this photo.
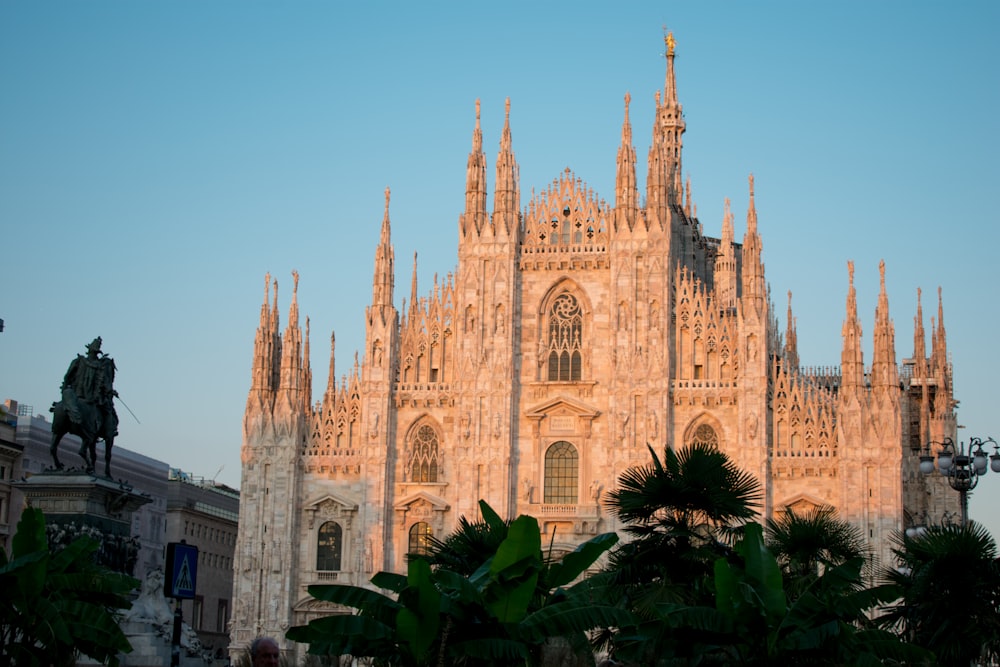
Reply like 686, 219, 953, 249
616, 523, 928, 666
288, 500, 632, 666
0, 508, 138, 667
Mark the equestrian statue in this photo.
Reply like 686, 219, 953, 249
50, 337, 120, 477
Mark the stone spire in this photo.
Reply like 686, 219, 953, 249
462, 99, 488, 237
714, 198, 737, 309
251, 273, 277, 394
365, 189, 400, 385
840, 261, 865, 392
658, 30, 685, 205
302, 316, 312, 413
324, 331, 336, 406
492, 97, 520, 237
371, 187, 395, 314
929, 287, 955, 437
279, 273, 302, 390
409, 251, 419, 320
645, 94, 667, 227
913, 288, 927, 373
274, 270, 308, 424
784, 290, 799, 370
871, 260, 897, 390
931, 286, 948, 374
684, 176, 693, 218
245, 272, 281, 431
740, 175, 765, 313
615, 92, 638, 229
912, 288, 930, 446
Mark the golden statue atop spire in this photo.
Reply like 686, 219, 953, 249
664, 30, 675, 57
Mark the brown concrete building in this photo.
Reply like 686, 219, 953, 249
0, 405, 23, 551
166, 468, 239, 659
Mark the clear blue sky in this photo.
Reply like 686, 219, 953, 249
3, 2, 999, 534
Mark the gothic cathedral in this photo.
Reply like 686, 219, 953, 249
231, 35, 959, 651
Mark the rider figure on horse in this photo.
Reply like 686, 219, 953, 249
61, 337, 119, 434
50, 337, 120, 474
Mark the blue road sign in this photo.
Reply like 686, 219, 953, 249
165, 542, 198, 599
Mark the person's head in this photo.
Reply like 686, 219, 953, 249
250, 637, 280, 667
85, 337, 102, 357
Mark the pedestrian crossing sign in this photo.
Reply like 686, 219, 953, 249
165, 542, 199, 599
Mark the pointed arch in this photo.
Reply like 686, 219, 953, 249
682, 413, 725, 449
405, 416, 443, 483
538, 279, 592, 382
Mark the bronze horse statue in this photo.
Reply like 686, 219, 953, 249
49, 399, 118, 477
50, 339, 120, 478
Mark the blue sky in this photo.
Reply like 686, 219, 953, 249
2, 2, 999, 535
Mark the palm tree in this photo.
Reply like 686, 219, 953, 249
603, 443, 763, 609
765, 505, 870, 596
593, 443, 762, 663
608, 443, 763, 534
881, 522, 1000, 667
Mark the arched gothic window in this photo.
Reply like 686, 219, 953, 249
544, 441, 579, 504
409, 424, 439, 482
547, 292, 583, 381
316, 521, 343, 571
688, 423, 719, 448
408, 522, 433, 556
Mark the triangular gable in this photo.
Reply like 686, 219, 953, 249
304, 492, 359, 529
293, 595, 347, 613
524, 394, 600, 420
393, 490, 450, 512
305, 492, 359, 513
776, 493, 830, 515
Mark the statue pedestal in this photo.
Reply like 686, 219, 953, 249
15, 469, 151, 517
14, 470, 151, 573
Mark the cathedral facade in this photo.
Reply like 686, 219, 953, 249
231, 36, 959, 653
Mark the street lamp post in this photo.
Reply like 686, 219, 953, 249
919, 436, 1000, 526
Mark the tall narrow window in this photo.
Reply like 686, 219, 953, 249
408, 522, 433, 556
316, 521, 343, 571
544, 441, 579, 504
409, 424, 439, 482
192, 596, 204, 630
217, 600, 229, 633
547, 292, 583, 381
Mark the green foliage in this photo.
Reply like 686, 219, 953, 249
766, 506, 871, 597
288, 500, 630, 666
611, 523, 928, 666
422, 500, 512, 576
0, 508, 138, 667
396, 558, 440, 661
602, 443, 763, 620
600, 445, 930, 666
881, 522, 1000, 666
